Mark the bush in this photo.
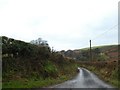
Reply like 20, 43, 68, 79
44, 61, 58, 78
97, 53, 109, 61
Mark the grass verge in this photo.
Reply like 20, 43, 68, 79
80, 65, 119, 88
2, 73, 77, 88
2, 63, 78, 88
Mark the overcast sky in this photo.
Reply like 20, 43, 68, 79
0, 0, 119, 51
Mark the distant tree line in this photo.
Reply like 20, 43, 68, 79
60, 48, 109, 61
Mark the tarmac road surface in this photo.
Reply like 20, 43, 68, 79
49, 68, 114, 88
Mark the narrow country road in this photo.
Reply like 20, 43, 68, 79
50, 68, 114, 88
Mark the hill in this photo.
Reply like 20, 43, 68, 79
60, 45, 119, 87
1, 36, 119, 88
60, 45, 118, 62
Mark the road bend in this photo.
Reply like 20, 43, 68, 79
50, 68, 114, 88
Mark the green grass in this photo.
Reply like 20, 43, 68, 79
2, 75, 72, 88
2, 64, 78, 88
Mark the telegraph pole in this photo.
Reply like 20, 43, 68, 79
90, 40, 92, 61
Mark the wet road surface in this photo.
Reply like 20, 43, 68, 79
50, 68, 114, 88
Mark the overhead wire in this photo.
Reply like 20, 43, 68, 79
92, 24, 118, 41
79, 24, 118, 48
